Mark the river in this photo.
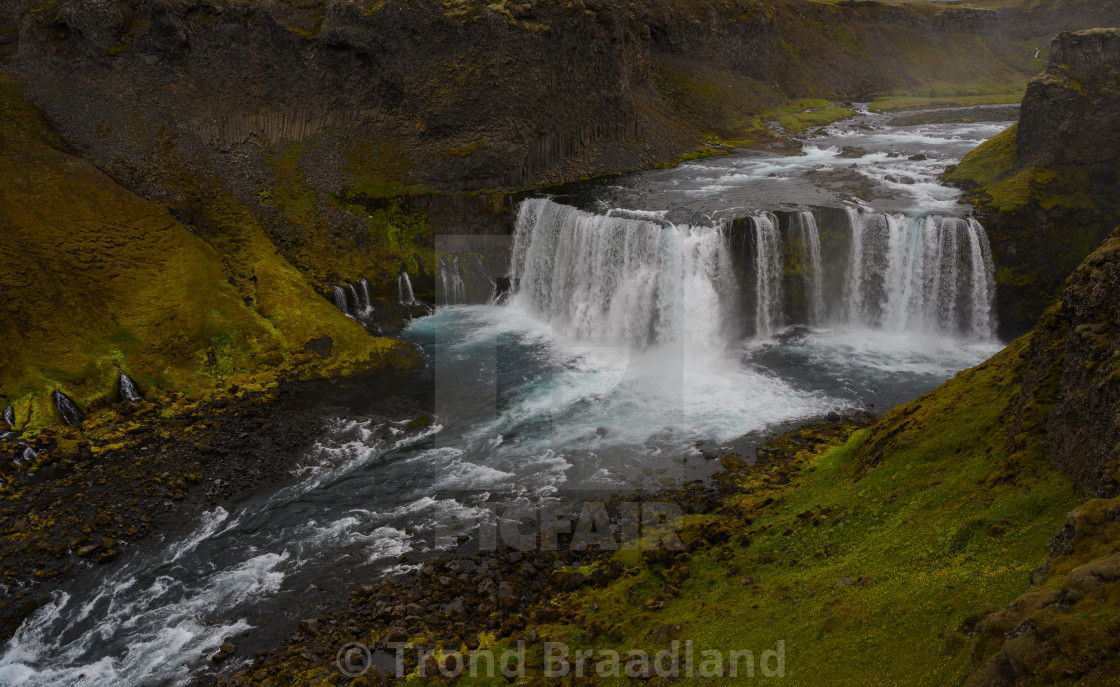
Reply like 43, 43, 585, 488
0, 107, 1014, 686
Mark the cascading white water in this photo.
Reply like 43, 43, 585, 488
347, 285, 361, 315
512, 198, 997, 343
439, 257, 466, 305
118, 371, 143, 403
965, 219, 997, 338
793, 211, 826, 326
753, 213, 784, 339
510, 198, 736, 353
359, 278, 373, 314
843, 210, 995, 338
398, 271, 415, 305
331, 285, 349, 315
52, 391, 84, 427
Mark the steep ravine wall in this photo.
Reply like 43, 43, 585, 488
947, 27, 1120, 341
0, 0, 1110, 429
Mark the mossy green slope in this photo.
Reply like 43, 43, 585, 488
0, 76, 418, 429
373, 334, 1078, 686
455, 338, 1076, 686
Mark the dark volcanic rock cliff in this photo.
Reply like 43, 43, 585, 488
1018, 28, 1120, 167
948, 27, 1120, 340
4, 0, 1041, 194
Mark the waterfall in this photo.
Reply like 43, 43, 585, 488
331, 285, 349, 315
398, 271, 415, 305
753, 213, 784, 339
843, 211, 995, 338
510, 198, 997, 345
965, 219, 997, 338
52, 391, 84, 427
19, 446, 36, 464
118, 371, 143, 403
2, 405, 13, 425
439, 257, 466, 305
510, 197, 736, 351
844, 206, 866, 325
347, 285, 361, 315
794, 211, 826, 326
359, 278, 373, 313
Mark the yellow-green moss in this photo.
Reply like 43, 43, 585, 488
947, 123, 1019, 187
0, 76, 418, 430
777, 107, 857, 133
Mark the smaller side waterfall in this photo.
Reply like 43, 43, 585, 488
753, 212, 784, 339
2, 405, 13, 425
53, 391, 84, 427
18, 445, 36, 465
347, 285, 361, 314
118, 371, 143, 403
331, 286, 350, 316
794, 211, 826, 326
359, 279, 373, 314
439, 257, 466, 305
398, 271, 415, 305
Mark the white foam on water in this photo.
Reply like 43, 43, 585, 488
0, 551, 287, 687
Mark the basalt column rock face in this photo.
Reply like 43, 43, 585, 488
1032, 228, 1120, 497
1017, 28, 1120, 168
948, 28, 1120, 340
8, 0, 689, 194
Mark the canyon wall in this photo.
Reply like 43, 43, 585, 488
948, 27, 1120, 340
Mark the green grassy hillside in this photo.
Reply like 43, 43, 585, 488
0, 76, 418, 431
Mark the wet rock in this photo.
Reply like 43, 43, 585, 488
839, 146, 868, 158
407, 414, 432, 429
299, 618, 320, 635
384, 626, 409, 644
211, 641, 236, 662
303, 336, 333, 358
76, 545, 97, 557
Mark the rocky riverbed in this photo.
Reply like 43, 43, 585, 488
0, 377, 431, 644
209, 415, 872, 686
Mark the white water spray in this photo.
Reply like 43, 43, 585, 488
398, 271, 415, 305
752, 212, 784, 339
510, 198, 736, 353
794, 211, 826, 326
